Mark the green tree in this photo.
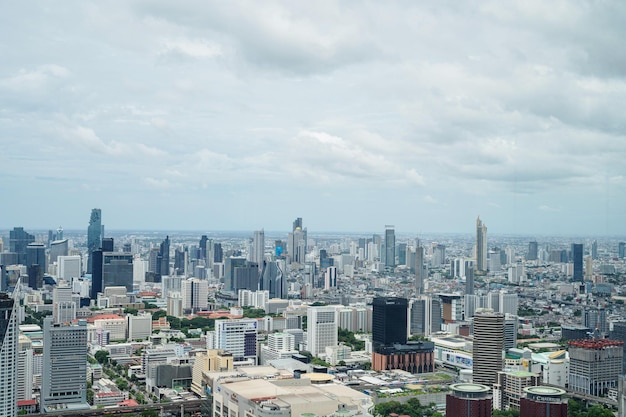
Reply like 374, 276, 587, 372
94, 350, 110, 364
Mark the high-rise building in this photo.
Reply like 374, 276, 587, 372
0, 292, 18, 417
384, 226, 396, 268
41, 317, 89, 412
619, 242, 626, 259
26, 242, 46, 274
591, 240, 598, 260
493, 371, 541, 411
324, 266, 337, 290
372, 297, 407, 352
307, 306, 338, 357
445, 383, 492, 417
181, 278, 208, 312
519, 386, 567, 417
568, 339, 623, 397
87, 208, 102, 274
252, 229, 265, 265
103, 252, 133, 293
259, 260, 285, 299
9, 227, 34, 265
472, 310, 504, 386
415, 245, 427, 295
159, 236, 170, 277
476, 217, 488, 272
49, 239, 69, 266
611, 322, 626, 372
409, 296, 441, 336
211, 319, 258, 364
466, 264, 475, 295
584, 307, 608, 336
527, 241, 538, 261
572, 243, 583, 282
199, 235, 208, 260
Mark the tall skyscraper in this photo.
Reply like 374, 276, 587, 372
527, 241, 538, 261
591, 240, 598, 260
466, 264, 475, 295
472, 310, 504, 386
0, 292, 18, 417
260, 260, 285, 299
159, 236, 170, 277
87, 208, 102, 274
199, 235, 208, 260
26, 242, 46, 274
181, 278, 209, 312
9, 227, 34, 265
415, 245, 426, 295
476, 217, 488, 272
103, 252, 134, 293
211, 319, 258, 364
292, 217, 303, 231
384, 225, 396, 267
252, 229, 265, 264
572, 243, 583, 282
306, 306, 338, 357
41, 317, 89, 412
619, 242, 626, 259
372, 297, 407, 352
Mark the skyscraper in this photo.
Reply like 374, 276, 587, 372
415, 245, 426, 295
0, 292, 18, 417
9, 227, 34, 265
252, 229, 265, 264
476, 217, 488, 272
472, 310, 504, 386
159, 236, 170, 277
572, 243, 583, 282
307, 305, 338, 357
527, 241, 538, 261
87, 208, 102, 274
372, 297, 407, 352
199, 235, 208, 260
384, 225, 396, 267
260, 260, 285, 299
26, 242, 46, 274
41, 317, 89, 412
619, 242, 626, 259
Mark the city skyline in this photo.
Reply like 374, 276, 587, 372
2, 2, 626, 235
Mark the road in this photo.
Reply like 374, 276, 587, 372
23, 399, 206, 417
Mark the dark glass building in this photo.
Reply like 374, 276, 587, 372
87, 208, 102, 274
572, 243, 583, 282
9, 227, 34, 265
372, 297, 408, 352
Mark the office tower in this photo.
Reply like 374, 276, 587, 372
233, 262, 260, 291
260, 332, 298, 364
292, 217, 303, 231
446, 383, 492, 417
372, 297, 408, 352
476, 217, 488, 272
568, 339, 623, 397
101, 237, 113, 252
26, 242, 46, 274
527, 241, 538, 261
519, 386, 567, 417
324, 266, 337, 290
52, 285, 76, 324
384, 225, 395, 267
41, 317, 89, 412
87, 208, 102, 274
440, 294, 463, 323
213, 243, 223, 263
397, 242, 407, 265
493, 371, 541, 411
499, 292, 518, 316
212, 319, 258, 363
584, 307, 608, 336
173, 247, 185, 275
466, 264, 475, 295
17, 335, 34, 403
464, 294, 479, 320
159, 236, 170, 276
504, 316, 518, 351
127, 312, 152, 341
103, 252, 133, 293
0, 292, 18, 417
307, 306, 338, 356
224, 257, 247, 292
287, 228, 306, 265
591, 240, 598, 260
611, 322, 626, 372
431, 243, 445, 267
199, 235, 208, 260
27, 264, 43, 290
572, 243, 583, 281
90, 248, 103, 299
49, 239, 69, 266
415, 245, 426, 295
472, 310, 504, 386
410, 296, 440, 336
619, 242, 626, 259
181, 278, 208, 312
9, 227, 35, 265
260, 260, 285, 299
251, 229, 265, 264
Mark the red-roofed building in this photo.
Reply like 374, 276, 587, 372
118, 399, 139, 407
17, 399, 38, 414
568, 339, 624, 396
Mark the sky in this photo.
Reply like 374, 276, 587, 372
1, 1, 626, 236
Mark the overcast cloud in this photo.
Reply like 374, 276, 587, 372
1, 1, 625, 235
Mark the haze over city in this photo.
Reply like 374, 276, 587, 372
2, 1, 626, 234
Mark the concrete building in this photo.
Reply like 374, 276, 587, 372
446, 383, 492, 417
41, 318, 89, 412
260, 332, 298, 365
127, 312, 152, 341
568, 339, 624, 397
307, 306, 338, 357
181, 278, 208, 312
209, 319, 258, 364
57, 255, 81, 281
493, 370, 541, 411
472, 310, 504, 386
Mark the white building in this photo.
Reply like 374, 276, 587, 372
181, 278, 208, 312
17, 335, 34, 402
238, 289, 269, 310
58, 255, 82, 281
93, 315, 127, 342
0, 294, 18, 417
127, 312, 152, 341
260, 332, 298, 364
209, 319, 258, 364
307, 306, 338, 357
52, 285, 76, 324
